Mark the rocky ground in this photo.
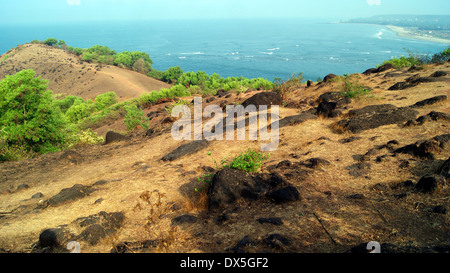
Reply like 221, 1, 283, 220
0, 50, 449, 253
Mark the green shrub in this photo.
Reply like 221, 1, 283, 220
0, 69, 68, 154
273, 73, 304, 98
95, 92, 118, 111
339, 77, 371, 98
162, 66, 184, 84
124, 104, 149, 131
194, 149, 270, 192
65, 128, 104, 149
380, 55, 422, 69
54, 95, 84, 113
44, 38, 58, 46
430, 47, 450, 64
65, 99, 96, 123
221, 148, 270, 173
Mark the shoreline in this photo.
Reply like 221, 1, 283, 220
385, 25, 450, 45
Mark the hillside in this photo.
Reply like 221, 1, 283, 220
0, 49, 449, 254
0, 44, 171, 101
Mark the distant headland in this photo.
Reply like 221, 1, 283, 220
344, 15, 450, 44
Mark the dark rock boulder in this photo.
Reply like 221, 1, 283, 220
416, 174, 446, 193
276, 113, 317, 128
75, 211, 124, 230
301, 158, 331, 169
207, 168, 262, 211
388, 81, 418, 90
323, 74, 337, 83
335, 107, 418, 134
410, 95, 447, 108
362, 68, 378, 75
104, 131, 127, 145
316, 92, 351, 118
162, 140, 210, 162
257, 217, 284, 226
346, 162, 371, 178
430, 71, 447, 77
241, 92, 283, 108
438, 157, 450, 181
172, 214, 198, 225
406, 111, 450, 126
47, 184, 96, 207
37, 227, 73, 251
208, 169, 299, 210
77, 224, 108, 246
306, 80, 314, 87
394, 134, 450, 159
263, 234, 291, 249
376, 63, 395, 73
266, 185, 300, 204
346, 104, 397, 117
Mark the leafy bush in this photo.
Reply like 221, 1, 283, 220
114, 51, 153, 71
65, 128, 104, 149
339, 76, 371, 98
54, 95, 84, 113
162, 66, 184, 84
65, 99, 96, 123
273, 73, 304, 99
95, 92, 118, 111
430, 47, 450, 64
44, 38, 58, 46
124, 104, 149, 131
0, 69, 68, 154
221, 149, 270, 173
379, 55, 422, 69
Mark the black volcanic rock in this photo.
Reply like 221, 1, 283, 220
162, 140, 210, 162
241, 92, 283, 108
335, 106, 418, 133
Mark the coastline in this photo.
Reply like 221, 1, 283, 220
385, 25, 450, 45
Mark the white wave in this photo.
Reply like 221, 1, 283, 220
245, 56, 254, 58
381, 50, 392, 53
344, 41, 352, 44
180, 52, 204, 55
267, 47, 280, 51
360, 52, 371, 55
376, 31, 383, 39
261, 52, 274, 55
231, 52, 239, 55
329, 57, 339, 61
179, 56, 186, 59
295, 45, 300, 47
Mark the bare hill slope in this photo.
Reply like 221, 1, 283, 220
0, 44, 171, 101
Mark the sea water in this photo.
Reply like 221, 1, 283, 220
0, 18, 448, 81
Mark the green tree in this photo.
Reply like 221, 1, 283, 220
65, 99, 96, 123
124, 104, 149, 131
162, 66, 184, 84
44, 38, 58, 46
0, 69, 67, 153
95, 92, 118, 111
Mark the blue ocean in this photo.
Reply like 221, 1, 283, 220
0, 19, 448, 81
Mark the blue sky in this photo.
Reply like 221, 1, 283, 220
1, 0, 449, 24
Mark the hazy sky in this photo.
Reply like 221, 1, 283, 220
1, 0, 450, 24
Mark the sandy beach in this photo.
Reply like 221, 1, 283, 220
386, 25, 450, 44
